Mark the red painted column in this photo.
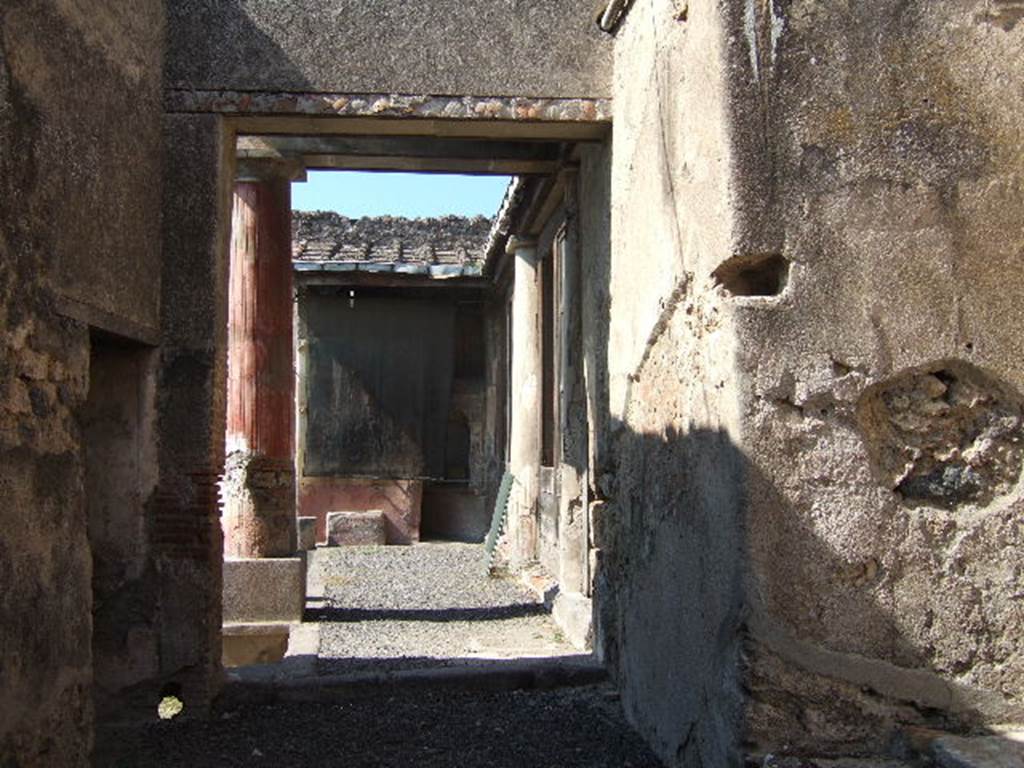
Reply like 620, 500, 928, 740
222, 169, 296, 558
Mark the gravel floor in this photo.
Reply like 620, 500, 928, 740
309, 543, 580, 673
310, 542, 539, 611
94, 684, 665, 768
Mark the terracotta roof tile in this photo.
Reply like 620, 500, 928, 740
292, 211, 491, 268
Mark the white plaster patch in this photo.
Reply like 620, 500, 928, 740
744, 0, 760, 80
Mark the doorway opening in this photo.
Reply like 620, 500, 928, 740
222, 132, 602, 685
81, 330, 158, 720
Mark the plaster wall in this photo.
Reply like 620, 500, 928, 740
603, 0, 1024, 764
577, 144, 613, 489
0, 1, 164, 763
81, 339, 159, 722
601, 1, 746, 765
727, 0, 1024, 754
482, 284, 511, 514
537, 206, 567, 579
166, 0, 611, 100
577, 142, 612, 647
555, 174, 590, 598
5, 2, 163, 337
297, 477, 423, 545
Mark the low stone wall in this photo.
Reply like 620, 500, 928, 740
298, 477, 423, 545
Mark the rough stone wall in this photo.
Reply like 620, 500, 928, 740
729, 0, 1024, 755
167, 0, 611, 99
602, 0, 1024, 764
153, 114, 234, 711
0, 1, 164, 763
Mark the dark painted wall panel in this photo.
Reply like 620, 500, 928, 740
304, 295, 455, 478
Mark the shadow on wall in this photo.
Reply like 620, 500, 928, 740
594, 424, 747, 766
165, 0, 314, 92
153, 0, 321, 726
592, 415, 1023, 766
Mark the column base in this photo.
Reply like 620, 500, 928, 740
222, 451, 296, 558
223, 557, 306, 667
326, 510, 387, 546
552, 591, 594, 651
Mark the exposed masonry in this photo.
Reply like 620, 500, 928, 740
293, 211, 492, 278
166, 90, 612, 121
857, 361, 1024, 508
221, 453, 295, 559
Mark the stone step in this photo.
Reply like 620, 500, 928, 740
220, 655, 607, 707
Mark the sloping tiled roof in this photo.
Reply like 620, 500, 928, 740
292, 211, 492, 278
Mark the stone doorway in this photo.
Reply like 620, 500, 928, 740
217, 135, 603, 684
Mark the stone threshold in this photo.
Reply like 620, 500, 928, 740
220, 654, 606, 707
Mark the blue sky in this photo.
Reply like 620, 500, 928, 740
293, 171, 511, 218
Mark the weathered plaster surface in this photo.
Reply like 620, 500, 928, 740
3, 1, 163, 336
0, 1, 164, 763
600, 0, 744, 765
731, 0, 1024, 753
602, 0, 1024, 764
81, 342, 160, 723
166, 0, 611, 100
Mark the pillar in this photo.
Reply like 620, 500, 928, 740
222, 163, 297, 559
556, 168, 590, 596
508, 237, 542, 565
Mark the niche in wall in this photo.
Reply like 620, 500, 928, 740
81, 330, 158, 719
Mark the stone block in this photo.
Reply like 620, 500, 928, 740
552, 591, 593, 651
223, 557, 306, 623
326, 510, 386, 546
298, 477, 422, 544
297, 516, 317, 551
222, 623, 291, 667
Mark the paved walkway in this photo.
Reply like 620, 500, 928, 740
92, 543, 950, 767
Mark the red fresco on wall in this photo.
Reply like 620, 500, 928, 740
298, 477, 423, 545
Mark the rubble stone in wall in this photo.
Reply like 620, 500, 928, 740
857, 362, 1024, 508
